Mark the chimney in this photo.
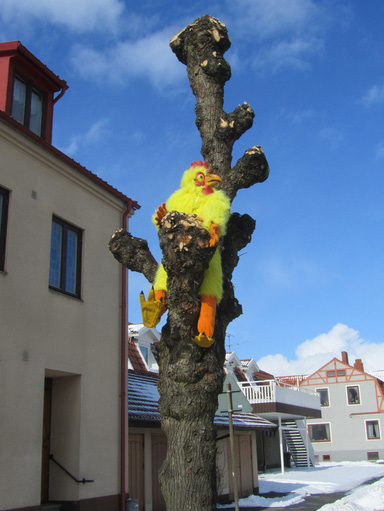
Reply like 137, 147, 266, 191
354, 359, 364, 373
341, 351, 349, 365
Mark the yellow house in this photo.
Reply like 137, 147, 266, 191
0, 41, 138, 511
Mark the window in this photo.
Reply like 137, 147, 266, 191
323, 455, 331, 461
49, 216, 82, 298
367, 452, 379, 461
309, 423, 331, 442
337, 370, 346, 376
347, 385, 360, 405
326, 370, 335, 377
317, 388, 329, 407
11, 74, 44, 136
139, 345, 149, 364
366, 420, 380, 440
0, 186, 9, 271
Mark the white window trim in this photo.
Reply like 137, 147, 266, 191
346, 384, 362, 406
316, 387, 331, 407
365, 419, 381, 441
308, 422, 332, 443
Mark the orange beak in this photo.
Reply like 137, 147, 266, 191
204, 173, 222, 188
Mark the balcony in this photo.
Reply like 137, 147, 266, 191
237, 379, 321, 420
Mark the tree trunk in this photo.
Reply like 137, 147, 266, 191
156, 212, 224, 509
109, 14, 269, 511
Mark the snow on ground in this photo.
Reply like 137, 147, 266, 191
319, 476, 384, 510
218, 461, 384, 509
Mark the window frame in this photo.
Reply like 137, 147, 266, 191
316, 387, 330, 407
346, 385, 361, 405
365, 420, 380, 440
11, 73, 46, 137
308, 423, 331, 443
49, 216, 82, 299
0, 186, 10, 272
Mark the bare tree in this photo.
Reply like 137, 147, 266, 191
110, 15, 269, 511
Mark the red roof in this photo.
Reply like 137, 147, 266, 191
234, 366, 248, 382
253, 369, 274, 381
0, 41, 67, 92
128, 340, 147, 373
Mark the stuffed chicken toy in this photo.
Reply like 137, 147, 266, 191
140, 161, 230, 347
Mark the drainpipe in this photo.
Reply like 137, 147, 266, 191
278, 416, 285, 475
53, 84, 68, 104
120, 200, 133, 511
304, 418, 310, 468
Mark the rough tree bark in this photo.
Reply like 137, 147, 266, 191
109, 15, 269, 511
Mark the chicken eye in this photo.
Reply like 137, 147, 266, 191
195, 172, 204, 181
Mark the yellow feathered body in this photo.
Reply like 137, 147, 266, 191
153, 164, 231, 301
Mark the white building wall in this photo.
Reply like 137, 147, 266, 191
307, 377, 384, 462
0, 120, 128, 510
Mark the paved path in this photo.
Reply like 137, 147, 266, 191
218, 475, 383, 511
218, 490, 346, 511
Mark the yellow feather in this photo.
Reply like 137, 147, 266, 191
153, 164, 231, 301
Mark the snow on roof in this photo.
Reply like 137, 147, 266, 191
215, 413, 276, 430
128, 370, 276, 430
128, 371, 161, 423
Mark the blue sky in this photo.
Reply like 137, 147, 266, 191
2, 0, 384, 375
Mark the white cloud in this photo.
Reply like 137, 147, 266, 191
317, 127, 344, 148
227, 0, 322, 40
257, 323, 384, 376
252, 37, 323, 73
60, 118, 110, 156
71, 29, 184, 89
296, 324, 358, 359
361, 82, 384, 107
0, 0, 124, 33
225, 0, 330, 73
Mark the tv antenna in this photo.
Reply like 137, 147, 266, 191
226, 333, 237, 351
225, 333, 250, 352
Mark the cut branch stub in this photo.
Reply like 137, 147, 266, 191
217, 213, 256, 331
222, 146, 270, 201
216, 102, 255, 147
170, 15, 231, 80
109, 228, 158, 284
221, 213, 256, 280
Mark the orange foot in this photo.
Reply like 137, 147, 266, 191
194, 295, 217, 348
154, 289, 167, 317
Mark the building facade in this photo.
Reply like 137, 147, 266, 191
300, 352, 384, 462
0, 41, 138, 511
225, 352, 321, 472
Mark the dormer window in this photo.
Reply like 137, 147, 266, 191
12, 74, 45, 137
0, 41, 68, 144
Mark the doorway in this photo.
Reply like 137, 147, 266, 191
128, 434, 145, 510
228, 434, 254, 499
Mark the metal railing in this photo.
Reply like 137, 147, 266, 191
237, 379, 318, 405
49, 454, 94, 484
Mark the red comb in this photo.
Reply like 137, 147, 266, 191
190, 160, 212, 173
